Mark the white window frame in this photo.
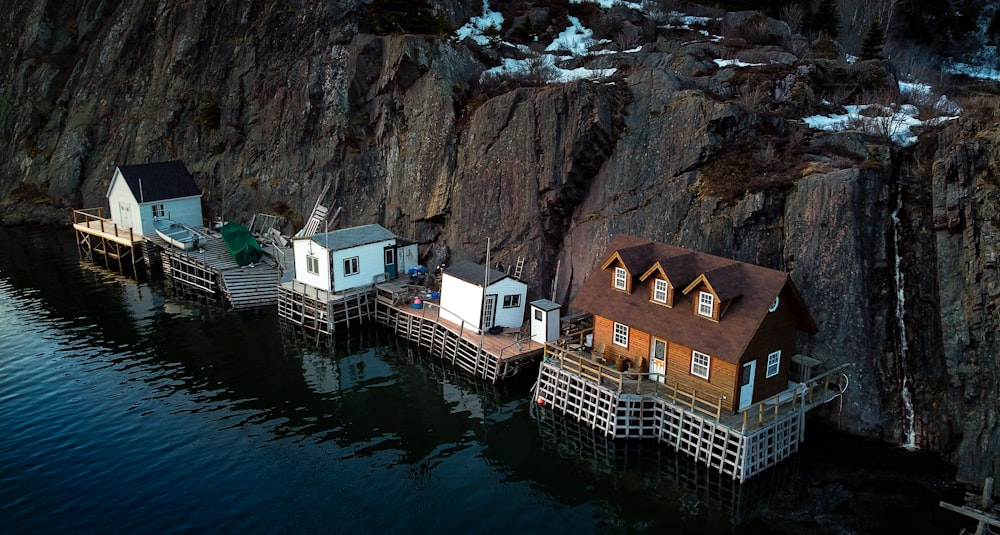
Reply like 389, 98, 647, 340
503, 294, 521, 308
152, 204, 165, 218
343, 256, 359, 276
652, 278, 669, 303
613, 322, 629, 347
306, 255, 319, 275
613, 267, 627, 290
766, 350, 781, 378
691, 350, 710, 380
698, 291, 714, 317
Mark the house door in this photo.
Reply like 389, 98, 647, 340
482, 294, 497, 329
384, 247, 397, 279
650, 338, 667, 383
739, 360, 756, 410
119, 202, 132, 230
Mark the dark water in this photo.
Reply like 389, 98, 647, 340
0, 226, 973, 534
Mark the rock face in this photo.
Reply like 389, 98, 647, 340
1, 1, 997, 485
931, 130, 1000, 483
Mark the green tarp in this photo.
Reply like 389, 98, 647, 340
220, 222, 263, 267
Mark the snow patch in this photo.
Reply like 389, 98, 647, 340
714, 58, 765, 68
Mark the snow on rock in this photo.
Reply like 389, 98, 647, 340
455, 1, 504, 46
546, 16, 602, 56
804, 103, 956, 147
714, 58, 765, 68
570, 0, 643, 9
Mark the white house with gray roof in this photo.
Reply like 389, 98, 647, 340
291, 224, 418, 293
439, 261, 527, 333
105, 160, 203, 236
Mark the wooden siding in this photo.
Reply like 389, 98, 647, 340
593, 315, 650, 369
738, 285, 802, 403
664, 340, 737, 410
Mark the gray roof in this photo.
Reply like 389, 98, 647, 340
530, 298, 561, 311
116, 160, 201, 202
309, 224, 396, 251
445, 260, 511, 287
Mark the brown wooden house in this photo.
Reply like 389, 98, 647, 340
571, 235, 817, 413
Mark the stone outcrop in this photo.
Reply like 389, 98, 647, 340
1, 0, 997, 486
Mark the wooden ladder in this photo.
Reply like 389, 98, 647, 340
512, 256, 525, 279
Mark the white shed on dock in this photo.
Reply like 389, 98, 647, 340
291, 224, 417, 293
439, 261, 527, 334
106, 160, 203, 236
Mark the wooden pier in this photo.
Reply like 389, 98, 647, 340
532, 403, 795, 526
533, 343, 848, 482
148, 230, 284, 309
373, 282, 544, 383
277, 280, 376, 335
72, 209, 144, 277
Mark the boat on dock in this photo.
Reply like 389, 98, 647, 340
154, 218, 197, 251
220, 222, 263, 267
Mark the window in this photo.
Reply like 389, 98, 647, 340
613, 267, 627, 290
766, 350, 781, 378
152, 204, 165, 218
533, 309, 543, 321
691, 351, 710, 380
306, 255, 319, 275
698, 291, 714, 317
384, 248, 395, 265
343, 256, 359, 276
613, 322, 629, 347
503, 294, 521, 308
652, 279, 669, 303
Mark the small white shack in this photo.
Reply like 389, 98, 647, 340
106, 160, 203, 236
291, 224, 418, 293
439, 261, 527, 333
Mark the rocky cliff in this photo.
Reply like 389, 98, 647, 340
1, 0, 997, 485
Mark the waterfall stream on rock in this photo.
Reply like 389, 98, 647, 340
892, 179, 917, 450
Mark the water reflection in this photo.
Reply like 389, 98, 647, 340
0, 226, 973, 534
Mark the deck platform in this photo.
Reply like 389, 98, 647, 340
147, 229, 284, 309
277, 280, 376, 335
72, 209, 144, 276
373, 281, 544, 383
533, 344, 848, 482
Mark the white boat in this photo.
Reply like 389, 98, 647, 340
153, 218, 196, 251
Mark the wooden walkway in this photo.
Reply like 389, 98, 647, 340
534, 345, 849, 482
147, 230, 283, 309
72, 209, 144, 276
374, 283, 544, 382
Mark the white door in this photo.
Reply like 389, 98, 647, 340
650, 338, 667, 382
119, 202, 132, 230
739, 360, 756, 410
482, 294, 497, 329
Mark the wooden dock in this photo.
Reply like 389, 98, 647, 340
146, 229, 284, 310
277, 280, 376, 335
532, 402, 795, 526
373, 282, 544, 382
533, 343, 849, 482
72, 208, 144, 276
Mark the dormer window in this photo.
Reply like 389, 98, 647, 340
613, 267, 627, 291
698, 291, 714, 317
652, 279, 669, 304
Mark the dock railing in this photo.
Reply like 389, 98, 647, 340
73, 207, 136, 243
739, 364, 850, 432
543, 343, 727, 421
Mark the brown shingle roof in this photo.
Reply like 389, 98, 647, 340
571, 235, 815, 364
